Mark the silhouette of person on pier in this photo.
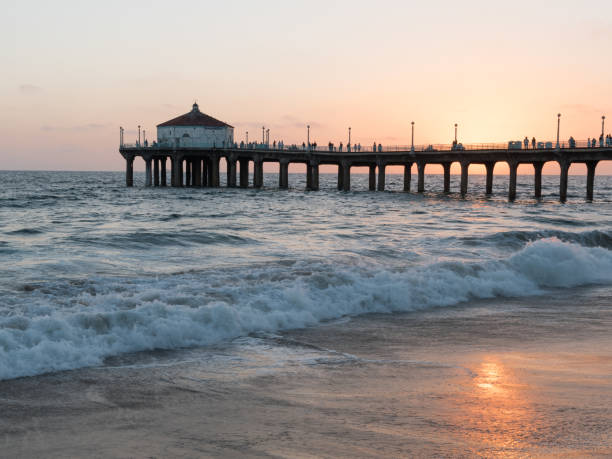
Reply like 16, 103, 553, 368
532, 137, 536, 149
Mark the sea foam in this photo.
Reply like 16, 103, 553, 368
1, 238, 611, 380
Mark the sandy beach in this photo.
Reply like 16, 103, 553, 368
1, 286, 611, 458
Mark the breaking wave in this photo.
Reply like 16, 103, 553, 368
1, 238, 611, 380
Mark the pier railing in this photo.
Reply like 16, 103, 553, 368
120, 139, 608, 153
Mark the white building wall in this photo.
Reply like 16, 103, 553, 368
157, 126, 234, 148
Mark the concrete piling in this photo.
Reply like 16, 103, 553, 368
533, 162, 543, 199
417, 161, 425, 193
443, 163, 451, 193
508, 161, 518, 201
485, 162, 494, 195
586, 161, 597, 201
369, 165, 376, 191
460, 162, 469, 196
403, 163, 412, 192
377, 162, 386, 192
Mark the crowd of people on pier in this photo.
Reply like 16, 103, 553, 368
237, 140, 385, 152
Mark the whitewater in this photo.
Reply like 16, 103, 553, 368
1, 170, 612, 380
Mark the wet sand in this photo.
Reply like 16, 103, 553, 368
1, 287, 611, 458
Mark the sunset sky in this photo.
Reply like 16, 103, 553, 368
2, 0, 611, 174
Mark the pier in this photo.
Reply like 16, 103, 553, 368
120, 142, 612, 202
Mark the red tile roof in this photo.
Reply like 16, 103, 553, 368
157, 103, 233, 128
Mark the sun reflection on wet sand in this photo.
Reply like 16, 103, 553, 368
459, 358, 536, 456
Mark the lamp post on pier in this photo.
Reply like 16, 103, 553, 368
138, 125, 141, 146
262, 126, 265, 144
411, 121, 415, 152
556, 113, 561, 149
454, 123, 458, 143
602, 116, 606, 139
307, 125, 310, 150
348, 127, 351, 148
266, 129, 270, 146
246, 131, 248, 144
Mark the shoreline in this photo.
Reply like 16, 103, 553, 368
1, 289, 610, 458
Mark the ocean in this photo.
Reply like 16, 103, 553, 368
1, 170, 611, 457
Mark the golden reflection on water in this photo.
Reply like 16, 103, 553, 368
465, 358, 534, 456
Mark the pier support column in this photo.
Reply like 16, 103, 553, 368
586, 160, 598, 201
161, 158, 167, 187
417, 161, 425, 193
145, 158, 153, 187
404, 163, 412, 192
206, 159, 213, 187
279, 160, 289, 189
240, 159, 249, 188
533, 162, 543, 199
306, 162, 313, 190
377, 162, 386, 192
254, 158, 263, 188
170, 157, 176, 187
485, 162, 494, 195
200, 159, 210, 187
443, 163, 451, 193
227, 158, 237, 188
460, 161, 469, 196
211, 157, 220, 187
153, 159, 160, 186
177, 157, 184, 187
308, 161, 319, 191
171, 156, 181, 187
369, 165, 376, 191
125, 156, 134, 187
185, 160, 192, 186
559, 160, 570, 203
342, 161, 351, 191
508, 161, 518, 202
193, 158, 202, 187
337, 164, 344, 190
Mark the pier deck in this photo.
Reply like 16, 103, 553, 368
119, 143, 612, 202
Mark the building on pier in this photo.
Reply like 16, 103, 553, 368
157, 103, 234, 148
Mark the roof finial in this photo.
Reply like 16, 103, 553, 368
192, 101, 199, 112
